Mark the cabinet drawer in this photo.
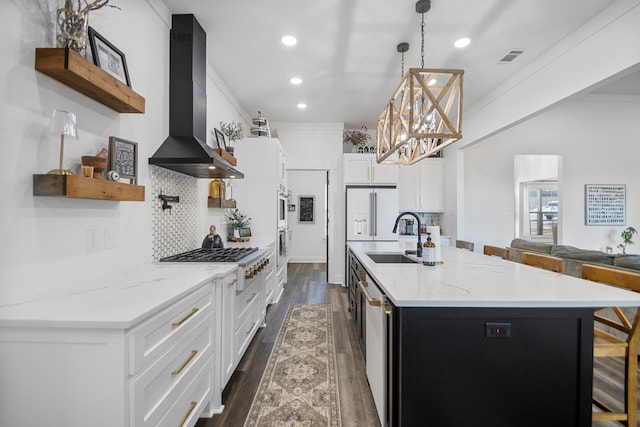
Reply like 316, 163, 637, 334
129, 285, 213, 375
131, 312, 213, 427
235, 303, 261, 360
236, 278, 261, 327
157, 353, 214, 427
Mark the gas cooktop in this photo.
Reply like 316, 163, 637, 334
159, 247, 258, 263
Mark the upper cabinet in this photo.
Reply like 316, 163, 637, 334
343, 153, 398, 185
398, 158, 444, 212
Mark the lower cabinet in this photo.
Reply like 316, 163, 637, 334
0, 282, 218, 427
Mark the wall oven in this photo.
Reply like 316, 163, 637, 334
278, 190, 288, 228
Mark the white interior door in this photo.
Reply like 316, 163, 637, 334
288, 170, 327, 263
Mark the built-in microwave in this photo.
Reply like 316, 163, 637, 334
278, 191, 288, 228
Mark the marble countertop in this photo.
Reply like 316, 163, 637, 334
0, 263, 237, 329
348, 241, 640, 308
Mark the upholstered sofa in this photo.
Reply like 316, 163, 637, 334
509, 238, 640, 278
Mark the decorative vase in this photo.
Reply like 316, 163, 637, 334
56, 5, 89, 56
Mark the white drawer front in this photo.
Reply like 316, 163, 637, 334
129, 285, 213, 375
158, 353, 214, 427
235, 279, 261, 328
131, 312, 213, 427
235, 303, 261, 360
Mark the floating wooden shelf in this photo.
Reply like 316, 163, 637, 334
33, 175, 145, 201
208, 198, 237, 208
213, 149, 237, 166
35, 48, 145, 114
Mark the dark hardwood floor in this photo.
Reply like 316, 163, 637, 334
197, 263, 639, 427
195, 263, 379, 427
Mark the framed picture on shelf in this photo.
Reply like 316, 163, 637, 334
214, 128, 228, 151
108, 136, 138, 184
88, 26, 131, 87
298, 196, 315, 223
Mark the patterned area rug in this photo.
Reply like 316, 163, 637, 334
244, 304, 341, 427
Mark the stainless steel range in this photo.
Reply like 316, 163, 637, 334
160, 247, 269, 291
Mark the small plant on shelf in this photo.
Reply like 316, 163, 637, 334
219, 121, 243, 143
343, 129, 372, 147
617, 226, 637, 254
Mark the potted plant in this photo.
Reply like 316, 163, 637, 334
219, 121, 243, 143
617, 226, 637, 254
56, 0, 120, 56
224, 208, 251, 240
343, 129, 372, 147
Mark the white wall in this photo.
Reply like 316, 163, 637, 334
271, 122, 344, 283
0, 1, 248, 305
461, 96, 640, 253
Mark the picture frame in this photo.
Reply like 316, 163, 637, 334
298, 196, 315, 224
584, 184, 626, 226
88, 26, 131, 87
214, 128, 228, 151
108, 136, 138, 184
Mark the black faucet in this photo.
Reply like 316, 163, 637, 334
393, 212, 422, 257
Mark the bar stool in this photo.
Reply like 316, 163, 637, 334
483, 245, 510, 260
455, 240, 474, 252
521, 252, 564, 273
581, 264, 640, 426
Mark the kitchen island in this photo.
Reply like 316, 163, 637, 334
347, 241, 640, 427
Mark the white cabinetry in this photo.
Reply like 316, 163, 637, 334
233, 138, 288, 294
220, 271, 239, 389
344, 153, 398, 184
398, 158, 444, 212
362, 275, 386, 426
0, 282, 218, 427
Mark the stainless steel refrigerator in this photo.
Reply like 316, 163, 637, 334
346, 186, 399, 241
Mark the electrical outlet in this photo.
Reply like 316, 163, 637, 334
87, 229, 101, 252
485, 322, 511, 338
104, 227, 113, 249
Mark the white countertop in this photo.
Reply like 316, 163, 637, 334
0, 263, 237, 329
348, 241, 640, 308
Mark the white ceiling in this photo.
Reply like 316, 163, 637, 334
162, 0, 635, 129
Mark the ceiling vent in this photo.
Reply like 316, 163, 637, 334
499, 49, 524, 63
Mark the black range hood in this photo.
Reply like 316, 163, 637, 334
149, 14, 243, 179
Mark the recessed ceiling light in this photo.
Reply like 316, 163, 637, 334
290, 77, 303, 85
281, 35, 297, 46
454, 37, 471, 48
297, 103, 307, 109
428, 78, 437, 86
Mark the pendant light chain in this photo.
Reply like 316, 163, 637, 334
401, 51, 405, 79
420, 12, 425, 68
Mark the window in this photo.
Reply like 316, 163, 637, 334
521, 181, 558, 242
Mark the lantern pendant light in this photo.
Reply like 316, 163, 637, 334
376, 0, 464, 165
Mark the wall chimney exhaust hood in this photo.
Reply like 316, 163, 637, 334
149, 14, 244, 179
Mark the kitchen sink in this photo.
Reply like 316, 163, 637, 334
366, 253, 420, 264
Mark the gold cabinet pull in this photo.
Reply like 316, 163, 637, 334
171, 350, 198, 375
179, 401, 198, 427
227, 278, 237, 286
172, 308, 199, 328
246, 322, 256, 336
246, 292, 257, 303
359, 280, 381, 307
382, 302, 393, 315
